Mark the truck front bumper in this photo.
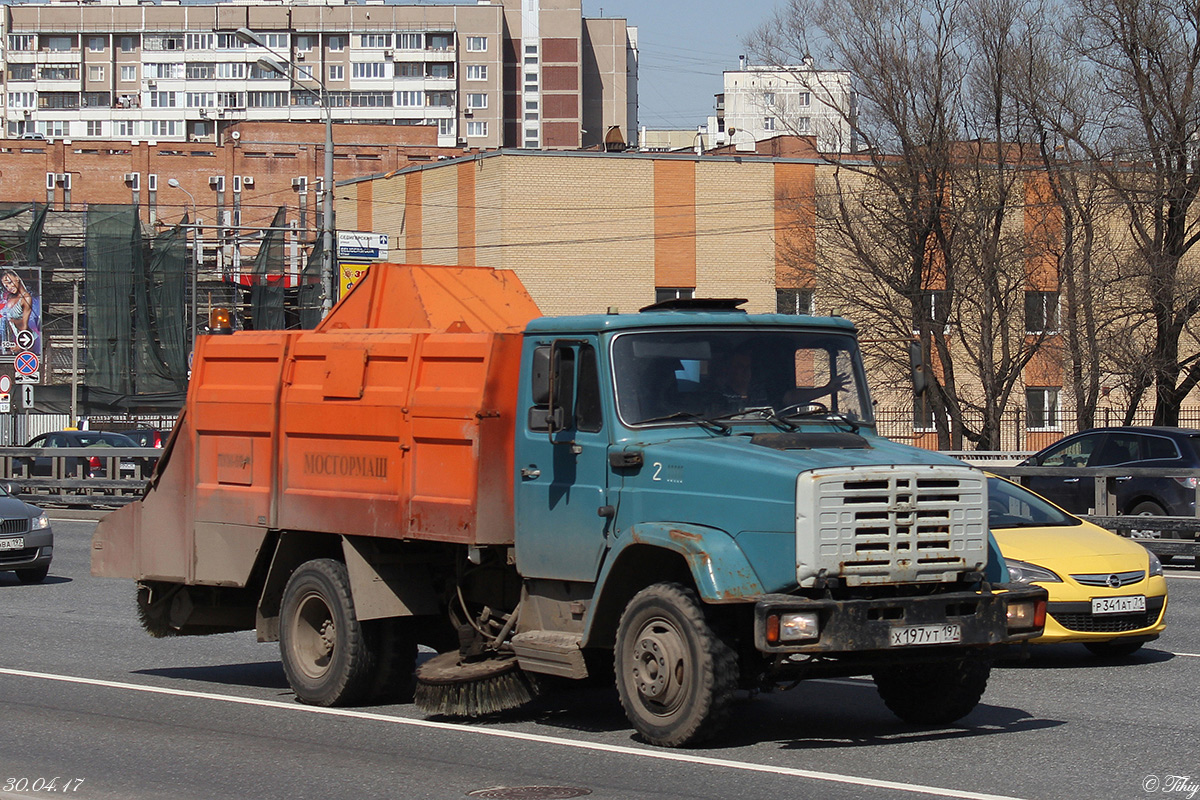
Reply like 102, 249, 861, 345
753, 584, 1048, 655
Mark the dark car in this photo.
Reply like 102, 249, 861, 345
0, 481, 52, 583
1019, 426, 1200, 529
23, 430, 141, 478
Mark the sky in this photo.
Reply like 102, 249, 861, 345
579, 0, 775, 131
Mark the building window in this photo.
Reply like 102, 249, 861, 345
294, 35, 315, 52
7, 66, 35, 82
428, 33, 453, 51
466, 120, 488, 137
328, 65, 345, 81
187, 92, 214, 108
763, 117, 776, 131
396, 91, 423, 107
328, 36, 346, 52
777, 288, 814, 315
466, 36, 487, 52
217, 63, 246, 80
428, 62, 453, 79
916, 290, 951, 331
296, 65, 314, 82
216, 92, 245, 110
149, 92, 177, 108
40, 121, 69, 138
83, 92, 110, 107
655, 287, 695, 303
45, 36, 72, 52
8, 35, 35, 51
794, 117, 811, 134
87, 120, 104, 136
88, 36, 105, 52
763, 91, 776, 106
438, 118, 455, 136
38, 92, 80, 109
40, 65, 79, 81
88, 65, 104, 82
398, 33, 422, 50
797, 91, 811, 107
359, 34, 391, 49
466, 64, 488, 81
248, 91, 288, 108
186, 33, 213, 51
116, 120, 137, 137
352, 62, 390, 79
7, 92, 35, 109
426, 91, 454, 107
149, 120, 181, 137
1025, 290, 1060, 334
263, 33, 288, 50
119, 36, 137, 52
1026, 387, 1061, 431
466, 93, 488, 109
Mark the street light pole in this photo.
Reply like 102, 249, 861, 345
167, 178, 199, 354
236, 27, 336, 315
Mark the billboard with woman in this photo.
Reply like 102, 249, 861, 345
1, 267, 41, 362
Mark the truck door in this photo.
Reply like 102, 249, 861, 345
515, 341, 612, 582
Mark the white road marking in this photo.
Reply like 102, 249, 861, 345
1172, 652, 1200, 658
1164, 571, 1200, 581
0, 666, 1031, 800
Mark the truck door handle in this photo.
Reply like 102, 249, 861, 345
521, 467, 541, 479
1063, 478, 1079, 483
1115, 476, 1132, 482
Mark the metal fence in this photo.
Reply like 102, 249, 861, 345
875, 407, 1200, 453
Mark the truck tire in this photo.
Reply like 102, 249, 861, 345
614, 582, 739, 747
280, 559, 377, 707
873, 657, 990, 725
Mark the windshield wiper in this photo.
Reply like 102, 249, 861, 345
777, 403, 861, 433
637, 411, 731, 434
707, 406, 800, 432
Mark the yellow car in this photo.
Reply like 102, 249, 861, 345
988, 475, 1167, 656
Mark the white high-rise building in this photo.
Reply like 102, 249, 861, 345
708, 59, 856, 153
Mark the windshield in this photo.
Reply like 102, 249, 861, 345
611, 329, 873, 427
987, 476, 1081, 529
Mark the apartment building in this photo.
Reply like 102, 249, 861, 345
1, 0, 638, 150
708, 59, 856, 153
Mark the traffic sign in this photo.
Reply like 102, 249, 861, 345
19, 384, 33, 409
15, 329, 34, 350
14, 351, 38, 376
0, 374, 9, 394
0, 394, 9, 414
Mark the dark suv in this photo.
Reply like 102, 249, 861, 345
1020, 427, 1200, 528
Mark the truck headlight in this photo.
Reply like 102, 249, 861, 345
1006, 598, 1047, 632
1004, 559, 1062, 584
766, 611, 821, 644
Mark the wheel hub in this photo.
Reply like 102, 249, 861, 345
630, 619, 686, 711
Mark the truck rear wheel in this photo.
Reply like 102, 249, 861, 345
873, 657, 990, 725
614, 582, 738, 747
280, 559, 377, 707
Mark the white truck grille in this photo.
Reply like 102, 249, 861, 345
795, 465, 988, 587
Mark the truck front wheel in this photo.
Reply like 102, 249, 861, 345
614, 583, 739, 747
873, 657, 990, 725
280, 559, 377, 707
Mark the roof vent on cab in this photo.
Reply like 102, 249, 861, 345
638, 298, 749, 313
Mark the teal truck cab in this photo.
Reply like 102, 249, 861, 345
505, 299, 1046, 746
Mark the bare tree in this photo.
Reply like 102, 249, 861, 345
753, 0, 1066, 448
1048, 0, 1200, 425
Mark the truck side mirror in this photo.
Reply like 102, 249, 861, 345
909, 341, 928, 396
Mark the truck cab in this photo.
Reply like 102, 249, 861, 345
511, 301, 1046, 745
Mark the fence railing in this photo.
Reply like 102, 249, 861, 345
876, 407, 1200, 453
0, 446, 159, 507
